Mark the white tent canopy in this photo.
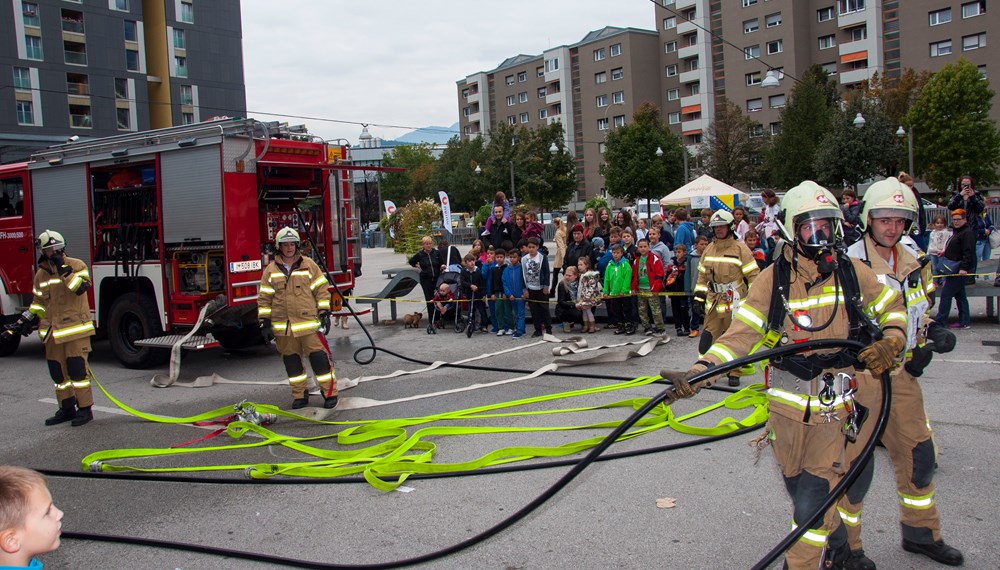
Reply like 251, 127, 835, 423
659, 174, 749, 206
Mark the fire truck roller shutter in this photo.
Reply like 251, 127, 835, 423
29, 164, 91, 267
160, 146, 223, 244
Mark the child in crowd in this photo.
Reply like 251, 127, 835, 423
431, 282, 455, 328
632, 238, 665, 335
744, 228, 767, 270
575, 256, 603, 333
459, 254, 489, 333
696, 208, 714, 242
664, 244, 691, 336
481, 249, 498, 332
687, 235, 709, 337
517, 239, 530, 257
635, 218, 648, 242
470, 240, 486, 266
620, 229, 640, 330
927, 214, 952, 287
521, 238, 551, 337
491, 248, 512, 335
483, 191, 510, 236
0, 466, 63, 569
604, 244, 634, 335
555, 266, 582, 333
502, 249, 526, 338
594, 237, 611, 277
621, 228, 638, 262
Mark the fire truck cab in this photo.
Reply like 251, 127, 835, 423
0, 117, 360, 368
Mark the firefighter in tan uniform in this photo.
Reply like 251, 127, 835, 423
257, 227, 338, 410
692, 210, 760, 387
838, 179, 963, 569
2, 230, 96, 426
664, 182, 908, 569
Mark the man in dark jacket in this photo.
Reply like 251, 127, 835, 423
932, 209, 977, 329
484, 204, 514, 251
563, 224, 595, 275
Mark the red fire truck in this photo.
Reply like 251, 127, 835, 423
0, 117, 364, 368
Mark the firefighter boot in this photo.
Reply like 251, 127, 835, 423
727, 375, 741, 387
324, 395, 339, 409
842, 549, 876, 570
291, 394, 310, 409
71, 406, 93, 427
45, 397, 77, 426
902, 539, 963, 566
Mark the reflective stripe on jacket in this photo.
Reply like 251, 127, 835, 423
30, 256, 94, 344
694, 236, 760, 310
257, 256, 331, 338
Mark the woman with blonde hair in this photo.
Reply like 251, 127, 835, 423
551, 215, 567, 295
583, 208, 600, 241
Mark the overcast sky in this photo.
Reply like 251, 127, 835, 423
240, 0, 655, 145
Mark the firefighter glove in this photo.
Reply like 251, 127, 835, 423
925, 320, 956, 354
857, 336, 905, 375
662, 361, 710, 399
904, 345, 933, 377
6, 312, 38, 338
319, 311, 332, 335
259, 319, 274, 344
58, 264, 72, 278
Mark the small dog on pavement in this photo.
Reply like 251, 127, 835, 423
402, 312, 423, 329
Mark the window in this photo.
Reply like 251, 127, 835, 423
537, 86, 547, 98
749, 124, 764, 138
667, 88, 680, 101
463, 125, 472, 136
819, 35, 837, 50
69, 104, 92, 128
505, 75, 514, 86
665, 41, 677, 53
16, 101, 34, 125
745, 45, 760, 59
612, 91, 624, 104
539, 108, 548, 120
963, 33, 986, 51
838, 0, 865, 15
770, 122, 781, 136
507, 116, 516, 125
545, 57, 559, 72
66, 72, 88, 95
684, 33, 698, 48
769, 94, 786, 108
686, 57, 699, 71
767, 39, 783, 54
0, 178, 25, 217
64, 40, 87, 65
597, 118, 609, 131
594, 47, 606, 61
520, 112, 529, 124
610, 43, 621, 57
124, 21, 138, 42
688, 82, 700, 95
178, 0, 193, 23
817, 7, 835, 22
173, 28, 185, 49
742, 0, 758, 6
519, 92, 528, 103
596, 94, 608, 107
113, 0, 129, 11
25, 36, 43, 60
506, 95, 515, 106
930, 39, 952, 56
22, 2, 40, 27
850, 25, 867, 42
666, 64, 678, 77
126, 48, 140, 71
929, 8, 951, 25
175, 56, 187, 77
747, 98, 763, 112
536, 66, 544, 77
517, 71, 526, 82
61, 9, 84, 34
744, 19, 759, 34
821, 62, 838, 75
599, 142, 607, 154
765, 12, 782, 28
662, 0, 674, 4
116, 107, 130, 130
461, 88, 469, 98
114, 77, 128, 98
664, 17, 676, 29
746, 71, 762, 86
688, 134, 702, 144
181, 112, 194, 125
595, 71, 607, 84
979, 64, 988, 78
668, 112, 680, 125
613, 115, 626, 128
962, 1, 985, 18
684, 8, 696, 20
13, 67, 31, 90
611, 67, 623, 81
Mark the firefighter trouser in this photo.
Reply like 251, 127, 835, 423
44, 337, 93, 408
840, 370, 941, 548
769, 410, 858, 569
699, 306, 741, 379
275, 333, 335, 399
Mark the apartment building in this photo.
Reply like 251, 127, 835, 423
457, 26, 660, 205
1, 0, 246, 163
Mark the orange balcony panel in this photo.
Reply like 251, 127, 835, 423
682, 129, 703, 136
681, 104, 701, 115
841, 50, 867, 64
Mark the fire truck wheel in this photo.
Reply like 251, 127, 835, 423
108, 295, 169, 369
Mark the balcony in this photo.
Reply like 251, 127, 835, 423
680, 93, 709, 110
681, 116, 709, 134
66, 82, 89, 96
677, 43, 700, 60
64, 50, 88, 66
62, 19, 85, 34
678, 68, 704, 84
839, 66, 876, 85
545, 90, 564, 106
837, 8, 868, 28
70, 114, 93, 128
838, 35, 877, 58
675, 0, 697, 8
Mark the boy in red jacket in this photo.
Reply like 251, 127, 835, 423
632, 238, 665, 335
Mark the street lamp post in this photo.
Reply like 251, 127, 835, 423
896, 125, 915, 176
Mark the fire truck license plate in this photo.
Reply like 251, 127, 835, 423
229, 260, 262, 273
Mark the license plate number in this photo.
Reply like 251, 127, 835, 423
229, 260, 262, 273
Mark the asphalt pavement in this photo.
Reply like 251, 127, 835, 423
0, 246, 997, 569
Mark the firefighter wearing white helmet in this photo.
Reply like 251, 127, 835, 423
839, 178, 963, 569
257, 226, 338, 409
691, 209, 759, 387
662, 181, 909, 569
2, 230, 96, 426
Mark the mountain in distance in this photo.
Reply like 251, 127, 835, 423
391, 123, 459, 145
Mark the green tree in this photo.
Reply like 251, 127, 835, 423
814, 96, 900, 189
474, 122, 519, 207
601, 103, 685, 210
377, 144, 437, 204
765, 65, 839, 189
699, 97, 765, 189
514, 121, 577, 213
431, 135, 484, 212
907, 57, 1000, 191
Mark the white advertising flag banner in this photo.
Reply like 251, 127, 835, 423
438, 191, 452, 232
383, 201, 397, 238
